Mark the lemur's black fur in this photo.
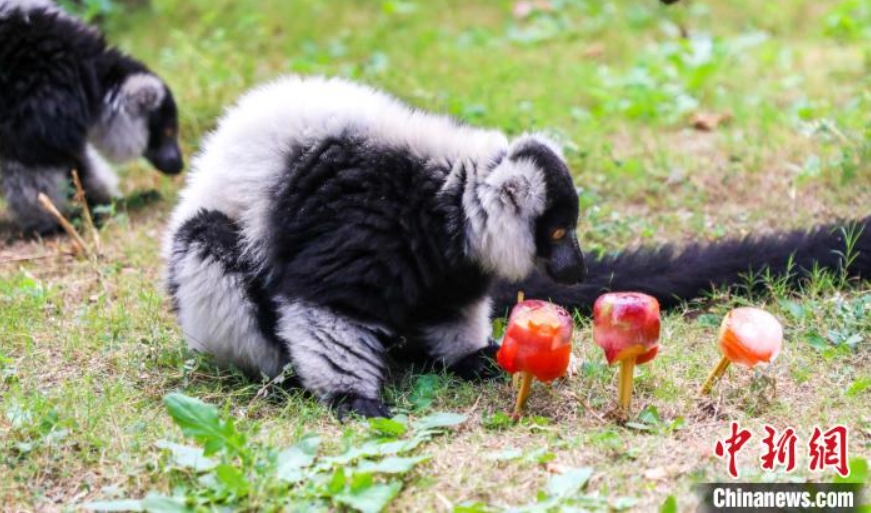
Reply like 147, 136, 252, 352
493, 217, 871, 315
266, 136, 492, 332
0, 1, 182, 232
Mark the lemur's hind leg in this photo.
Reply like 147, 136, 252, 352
276, 301, 390, 418
168, 210, 287, 378
417, 297, 501, 380
0, 160, 70, 234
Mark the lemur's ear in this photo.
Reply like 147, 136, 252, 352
485, 155, 546, 215
499, 175, 533, 211
120, 73, 165, 115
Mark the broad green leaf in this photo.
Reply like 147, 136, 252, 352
141, 494, 189, 513
637, 405, 661, 426
779, 299, 805, 320
412, 412, 467, 432
276, 435, 320, 482
546, 467, 593, 499
335, 481, 402, 513
325, 438, 424, 465
806, 332, 828, 351
660, 495, 678, 513
369, 417, 407, 438
163, 393, 244, 456
82, 499, 144, 512
482, 412, 513, 431
214, 464, 249, 496
350, 471, 374, 492
696, 314, 721, 328
356, 455, 430, 474
669, 416, 687, 432
328, 468, 347, 494
408, 375, 439, 411
155, 441, 217, 472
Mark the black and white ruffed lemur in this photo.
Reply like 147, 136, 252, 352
0, 0, 183, 233
164, 76, 871, 419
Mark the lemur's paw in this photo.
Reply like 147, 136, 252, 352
449, 339, 504, 381
333, 394, 392, 420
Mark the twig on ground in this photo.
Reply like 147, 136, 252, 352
435, 493, 453, 511
37, 193, 88, 257
71, 169, 101, 256
0, 253, 53, 265
566, 391, 606, 423
464, 393, 483, 417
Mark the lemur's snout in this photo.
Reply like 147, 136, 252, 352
546, 235, 586, 285
147, 143, 184, 175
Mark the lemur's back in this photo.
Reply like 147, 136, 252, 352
167, 76, 508, 329
0, 3, 105, 165
168, 76, 508, 263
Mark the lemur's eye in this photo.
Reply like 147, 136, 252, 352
551, 228, 567, 241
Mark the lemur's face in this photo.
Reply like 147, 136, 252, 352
535, 179, 586, 284
143, 89, 183, 175
512, 141, 587, 284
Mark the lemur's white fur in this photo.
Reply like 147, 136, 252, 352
165, 76, 565, 383
82, 144, 121, 200
460, 142, 548, 281
91, 73, 164, 164
172, 245, 286, 378
419, 297, 494, 366
277, 300, 388, 400
0, 0, 63, 16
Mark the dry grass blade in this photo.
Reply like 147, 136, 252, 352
71, 169, 101, 256
0, 253, 53, 265
36, 192, 89, 257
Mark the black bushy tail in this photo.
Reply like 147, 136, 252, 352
493, 217, 871, 315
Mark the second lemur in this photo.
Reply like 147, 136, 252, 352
0, 0, 183, 233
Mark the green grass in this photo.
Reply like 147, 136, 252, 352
1, 0, 871, 511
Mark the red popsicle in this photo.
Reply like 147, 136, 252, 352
497, 298, 573, 418
699, 307, 783, 395
593, 292, 661, 413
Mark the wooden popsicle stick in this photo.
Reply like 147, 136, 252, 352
699, 356, 731, 395
37, 193, 88, 257
512, 371, 533, 420
511, 290, 525, 390
618, 357, 636, 412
